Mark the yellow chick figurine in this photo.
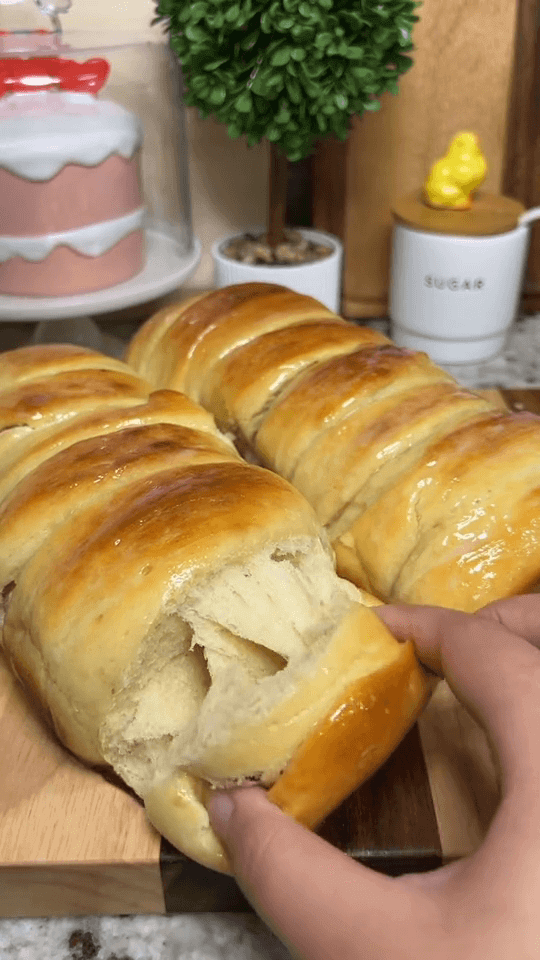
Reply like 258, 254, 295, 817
423, 132, 488, 210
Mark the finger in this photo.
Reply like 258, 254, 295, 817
478, 593, 540, 646
376, 604, 540, 800
208, 787, 442, 960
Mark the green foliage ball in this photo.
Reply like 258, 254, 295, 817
155, 0, 419, 161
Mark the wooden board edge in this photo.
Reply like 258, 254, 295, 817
0, 861, 165, 918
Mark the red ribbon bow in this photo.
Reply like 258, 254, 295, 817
0, 57, 110, 96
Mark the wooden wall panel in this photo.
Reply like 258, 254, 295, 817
313, 0, 520, 318
502, 0, 540, 312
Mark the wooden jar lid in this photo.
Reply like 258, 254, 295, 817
392, 191, 525, 236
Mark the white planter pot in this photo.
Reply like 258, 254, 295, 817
212, 227, 343, 313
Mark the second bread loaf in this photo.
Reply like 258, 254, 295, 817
126, 283, 540, 610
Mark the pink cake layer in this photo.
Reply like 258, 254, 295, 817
0, 230, 144, 297
0, 155, 142, 236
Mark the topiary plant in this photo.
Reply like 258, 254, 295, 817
154, 0, 420, 249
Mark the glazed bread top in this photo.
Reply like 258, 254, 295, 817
126, 282, 540, 610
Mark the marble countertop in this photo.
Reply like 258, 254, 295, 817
365, 314, 540, 389
1, 310, 539, 959
0, 914, 291, 960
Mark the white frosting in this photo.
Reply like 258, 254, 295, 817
0, 91, 143, 181
0, 207, 145, 262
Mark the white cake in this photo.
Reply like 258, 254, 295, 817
0, 59, 146, 298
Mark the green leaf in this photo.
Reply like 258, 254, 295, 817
225, 4, 241, 22
204, 58, 229, 71
206, 11, 224, 28
335, 93, 348, 109
227, 122, 242, 138
300, 61, 326, 77
275, 107, 291, 123
187, 3, 206, 22
344, 46, 364, 59
341, 11, 366, 29
291, 24, 313, 39
190, 74, 209, 92
250, 72, 271, 96
287, 77, 302, 103
314, 31, 332, 49
266, 125, 281, 141
271, 46, 292, 66
291, 47, 306, 60
363, 99, 382, 111
393, 53, 414, 70
235, 91, 253, 112
278, 17, 294, 29
342, 72, 360, 95
302, 77, 321, 97
209, 85, 227, 104
373, 27, 391, 44
241, 29, 260, 49
352, 65, 373, 79
185, 23, 207, 42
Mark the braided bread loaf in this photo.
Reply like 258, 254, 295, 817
0, 343, 430, 872
126, 282, 540, 612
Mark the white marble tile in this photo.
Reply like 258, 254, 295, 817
0, 914, 292, 960
364, 315, 540, 389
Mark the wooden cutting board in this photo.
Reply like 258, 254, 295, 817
0, 387, 537, 918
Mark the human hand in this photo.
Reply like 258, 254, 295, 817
208, 595, 540, 960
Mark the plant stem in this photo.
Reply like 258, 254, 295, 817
267, 143, 288, 248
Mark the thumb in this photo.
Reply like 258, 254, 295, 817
376, 603, 540, 802
208, 787, 440, 960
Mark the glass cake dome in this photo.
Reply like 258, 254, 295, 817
0, 0, 199, 336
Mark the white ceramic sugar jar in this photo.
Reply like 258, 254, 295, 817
389, 191, 534, 365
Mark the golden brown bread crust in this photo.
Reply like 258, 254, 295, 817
0, 369, 150, 433
4, 460, 326, 762
268, 637, 431, 830
125, 293, 207, 381
204, 319, 389, 441
126, 282, 540, 611
256, 346, 455, 479
0, 422, 238, 588
128, 283, 338, 401
0, 388, 226, 506
294, 384, 494, 532
350, 410, 540, 608
0, 343, 131, 387
144, 605, 433, 874
0, 341, 431, 873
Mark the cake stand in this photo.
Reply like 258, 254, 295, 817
0, 227, 202, 357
